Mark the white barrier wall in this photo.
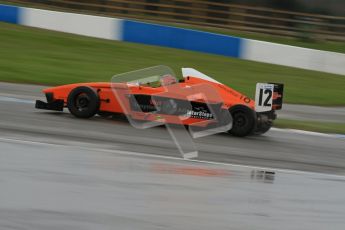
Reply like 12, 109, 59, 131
20, 8, 122, 40
242, 39, 345, 75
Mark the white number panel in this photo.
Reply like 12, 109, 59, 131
255, 83, 274, 112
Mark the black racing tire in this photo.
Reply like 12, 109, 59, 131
254, 123, 272, 135
228, 105, 256, 137
253, 111, 275, 135
67, 86, 100, 118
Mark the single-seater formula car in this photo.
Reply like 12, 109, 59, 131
35, 66, 283, 137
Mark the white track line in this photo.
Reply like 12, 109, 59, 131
0, 96, 34, 104
271, 127, 345, 139
1, 136, 345, 179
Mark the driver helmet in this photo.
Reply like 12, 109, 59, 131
160, 74, 177, 86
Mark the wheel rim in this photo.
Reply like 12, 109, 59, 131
75, 93, 90, 111
234, 113, 247, 128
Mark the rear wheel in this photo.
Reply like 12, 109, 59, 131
254, 123, 272, 135
254, 111, 276, 135
229, 105, 256, 137
67, 86, 100, 118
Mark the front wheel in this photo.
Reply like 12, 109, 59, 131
67, 86, 100, 118
228, 105, 256, 137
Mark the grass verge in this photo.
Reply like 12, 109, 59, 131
0, 22, 345, 106
274, 119, 345, 135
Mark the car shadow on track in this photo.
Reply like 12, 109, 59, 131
36, 110, 275, 145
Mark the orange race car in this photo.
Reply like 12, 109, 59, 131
35, 66, 283, 137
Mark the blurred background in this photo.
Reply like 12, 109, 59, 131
3, 0, 344, 42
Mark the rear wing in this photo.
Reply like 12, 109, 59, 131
255, 83, 284, 112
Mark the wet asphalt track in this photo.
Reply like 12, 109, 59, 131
0, 82, 344, 174
2, 139, 345, 230
1, 82, 345, 229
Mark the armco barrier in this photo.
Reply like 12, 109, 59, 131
1, 4, 344, 76
242, 39, 345, 75
0, 4, 19, 24
21, 7, 122, 40
122, 20, 241, 58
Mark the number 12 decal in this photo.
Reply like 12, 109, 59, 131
258, 88, 272, 106
255, 83, 274, 112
